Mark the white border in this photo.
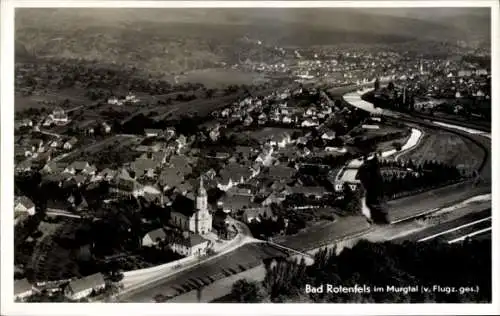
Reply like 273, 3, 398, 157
1, 1, 499, 315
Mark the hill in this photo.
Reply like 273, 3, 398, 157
15, 8, 491, 73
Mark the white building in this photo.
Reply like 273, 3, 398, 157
14, 196, 36, 216
170, 233, 210, 257
64, 273, 106, 300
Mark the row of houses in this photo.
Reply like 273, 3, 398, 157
15, 273, 107, 301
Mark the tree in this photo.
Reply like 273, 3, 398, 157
230, 279, 265, 303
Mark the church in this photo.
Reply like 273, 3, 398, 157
170, 177, 213, 235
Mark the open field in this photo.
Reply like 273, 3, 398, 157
398, 129, 484, 172
15, 88, 92, 112
387, 180, 491, 224
58, 134, 142, 163
173, 68, 271, 89
274, 215, 372, 252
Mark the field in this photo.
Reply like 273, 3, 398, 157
173, 68, 270, 89
15, 88, 92, 112
398, 130, 484, 172
58, 134, 142, 164
274, 215, 372, 252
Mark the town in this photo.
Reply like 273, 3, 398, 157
11, 7, 492, 305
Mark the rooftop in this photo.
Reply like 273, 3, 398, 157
67, 273, 105, 294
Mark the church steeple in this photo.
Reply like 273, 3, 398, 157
198, 176, 207, 197
196, 175, 208, 212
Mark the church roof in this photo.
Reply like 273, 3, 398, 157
171, 195, 196, 217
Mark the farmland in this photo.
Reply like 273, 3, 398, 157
173, 68, 270, 89
398, 130, 484, 173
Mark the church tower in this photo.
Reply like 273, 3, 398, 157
194, 176, 212, 235
196, 176, 208, 211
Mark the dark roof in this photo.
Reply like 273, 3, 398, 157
267, 166, 296, 180
46, 199, 72, 212
171, 195, 196, 217
69, 161, 90, 171
68, 273, 105, 294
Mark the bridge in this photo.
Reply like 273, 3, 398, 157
266, 241, 315, 266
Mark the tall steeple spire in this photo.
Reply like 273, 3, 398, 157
198, 176, 207, 197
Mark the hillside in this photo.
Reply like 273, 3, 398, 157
15, 8, 490, 73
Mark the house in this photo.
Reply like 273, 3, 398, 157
217, 164, 256, 191
268, 132, 291, 148
63, 137, 78, 150
242, 207, 275, 224
258, 113, 268, 124
282, 116, 293, 124
175, 135, 188, 153
64, 161, 91, 175
218, 194, 254, 214
111, 175, 144, 197
284, 186, 328, 199
15, 160, 33, 173
321, 131, 336, 140
15, 196, 36, 216
145, 129, 163, 138
42, 161, 67, 174
49, 108, 70, 126
158, 167, 185, 191
243, 116, 254, 126
301, 119, 319, 127
49, 139, 62, 148
142, 227, 167, 247
171, 233, 210, 257
94, 168, 117, 182
102, 122, 112, 134
130, 158, 158, 178
14, 279, 34, 301
64, 273, 106, 300
261, 192, 287, 206
267, 165, 296, 182
361, 124, 380, 130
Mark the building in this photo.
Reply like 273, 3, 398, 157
14, 279, 34, 301
170, 233, 210, 257
49, 108, 70, 126
145, 129, 163, 138
170, 177, 213, 235
321, 131, 336, 140
242, 207, 275, 224
64, 273, 106, 300
142, 228, 167, 247
14, 196, 36, 216
63, 137, 78, 150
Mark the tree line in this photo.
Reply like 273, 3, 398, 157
229, 238, 491, 303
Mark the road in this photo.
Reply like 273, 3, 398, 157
118, 243, 289, 302
391, 208, 491, 244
